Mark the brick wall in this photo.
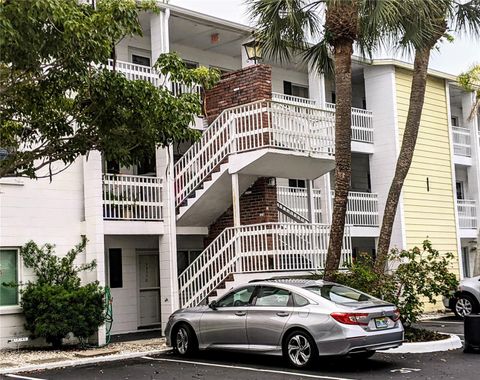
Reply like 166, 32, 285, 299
203, 64, 277, 246
205, 177, 278, 246
205, 64, 272, 123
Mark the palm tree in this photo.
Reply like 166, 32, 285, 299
374, 1, 480, 273
247, 0, 430, 279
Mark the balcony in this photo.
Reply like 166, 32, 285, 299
452, 127, 472, 158
102, 174, 164, 221
339, 191, 380, 227
457, 199, 477, 230
271, 92, 374, 144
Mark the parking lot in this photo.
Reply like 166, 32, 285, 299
3, 315, 478, 380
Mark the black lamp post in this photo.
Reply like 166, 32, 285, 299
243, 38, 262, 65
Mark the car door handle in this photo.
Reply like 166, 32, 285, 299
235, 311, 246, 316
276, 312, 290, 317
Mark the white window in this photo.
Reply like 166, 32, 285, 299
0, 249, 19, 306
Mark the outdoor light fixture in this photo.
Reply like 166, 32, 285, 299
243, 36, 262, 64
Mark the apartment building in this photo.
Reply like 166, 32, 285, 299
1, 4, 479, 348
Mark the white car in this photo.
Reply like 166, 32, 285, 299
444, 276, 480, 317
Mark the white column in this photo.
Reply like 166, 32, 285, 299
463, 92, 480, 276
232, 173, 241, 227
306, 180, 315, 223
308, 66, 326, 108
156, 146, 178, 331
150, 9, 170, 64
83, 151, 106, 345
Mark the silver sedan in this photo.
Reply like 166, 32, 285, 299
165, 279, 404, 368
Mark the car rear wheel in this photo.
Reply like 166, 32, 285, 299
454, 295, 477, 318
173, 324, 198, 356
283, 330, 318, 369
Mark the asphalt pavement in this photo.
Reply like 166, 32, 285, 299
3, 316, 478, 380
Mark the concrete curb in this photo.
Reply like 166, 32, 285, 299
384, 333, 462, 354
0, 347, 173, 375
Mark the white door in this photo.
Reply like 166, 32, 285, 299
137, 253, 161, 327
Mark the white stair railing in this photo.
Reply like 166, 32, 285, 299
457, 200, 477, 229
178, 223, 352, 308
452, 127, 472, 157
102, 174, 163, 220
271, 92, 318, 108
277, 186, 322, 223
174, 100, 335, 207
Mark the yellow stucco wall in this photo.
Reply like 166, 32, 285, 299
395, 68, 460, 286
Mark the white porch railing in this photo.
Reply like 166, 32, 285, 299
457, 200, 477, 229
277, 186, 322, 223
270, 94, 374, 143
174, 100, 335, 207
331, 191, 379, 226
106, 59, 202, 96
107, 59, 161, 87
102, 174, 163, 221
325, 102, 374, 143
452, 127, 472, 157
178, 223, 352, 308
271, 92, 318, 108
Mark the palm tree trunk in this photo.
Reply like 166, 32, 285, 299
374, 47, 431, 273
324, 41, 353, 281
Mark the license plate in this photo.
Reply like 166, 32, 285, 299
375, 317, 389, 329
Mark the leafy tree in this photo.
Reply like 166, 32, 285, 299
375, 1, 480, 272
0, 0, 220, 178
334, 241, 458, 327
17, 237, 105, 348
247, 0, 435, 280
458, 64, 480, 120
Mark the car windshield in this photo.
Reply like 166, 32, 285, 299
305, 284, 373, 304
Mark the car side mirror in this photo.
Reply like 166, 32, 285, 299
208, 300, 218, 310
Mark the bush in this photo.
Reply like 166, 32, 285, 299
333, 240, 458, 327
18, 237, 105, 348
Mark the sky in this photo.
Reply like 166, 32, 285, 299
171, 0, 480, 76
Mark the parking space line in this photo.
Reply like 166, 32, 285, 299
4, 375, 46, 380
419, 320, 463, 325
141, 356, 357, 380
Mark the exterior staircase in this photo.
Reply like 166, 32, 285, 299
174, 98, 353, 309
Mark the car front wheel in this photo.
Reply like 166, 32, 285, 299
454, 295, 477, 318
283, 330, 318, 369
173, 324, 198, 356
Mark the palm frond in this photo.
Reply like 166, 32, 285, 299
247, 0, 323, 63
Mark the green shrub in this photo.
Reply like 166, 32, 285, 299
332, 240, 458, 326
18, 237, 105, 348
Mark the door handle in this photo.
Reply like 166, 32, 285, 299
235, 311, 246, 316
276, 312, 290, 317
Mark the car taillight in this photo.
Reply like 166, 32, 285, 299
391, 308, 400, 322
330, 312, 370, 326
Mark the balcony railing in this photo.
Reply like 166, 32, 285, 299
457, 199, 477, 229
452, 127, 472, 157
107, 59, 161, 87
325, 103, 374, 144
271, 93, 374, 144
277, 186, 322, 223
106, 59, 201, 96
102, 174, 163, 221
332, 191, 379, 227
